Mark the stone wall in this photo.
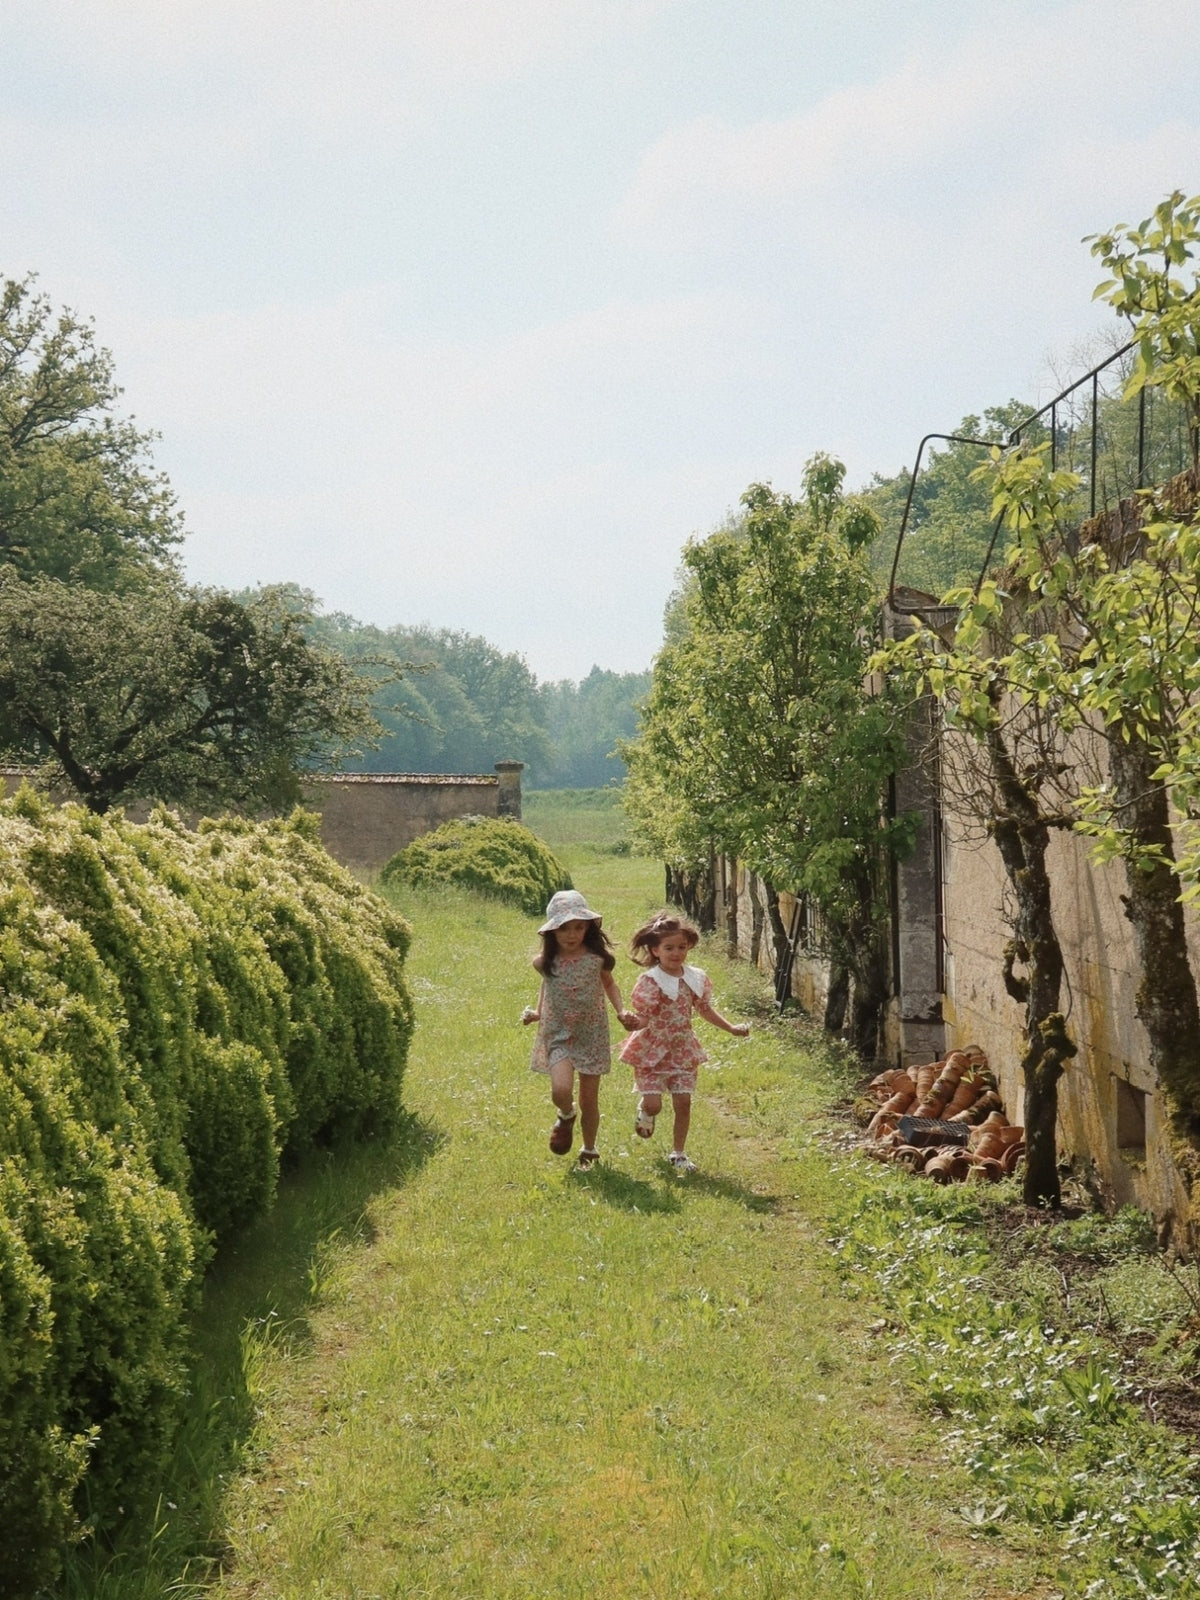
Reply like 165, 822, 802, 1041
2, 763, 525, 878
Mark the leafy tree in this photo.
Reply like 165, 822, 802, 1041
537, 666, 651, 788
865, 402, 1040, 597
309, 614, 553, 777
0, 275, 181, 587
625, 458, 908, 1056
0, 575, 378, 814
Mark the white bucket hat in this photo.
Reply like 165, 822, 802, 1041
538, 889, 602, 933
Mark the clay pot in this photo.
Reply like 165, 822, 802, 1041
866, 1109, 900, 1138
914, 1062, 939, 1100
972, 1157, 1005, 1183
944, 1080, 980, 1117
879, 1088, 916, 1116
1001, 1142, 1026, 1175
891, 1144, 926, 1171
972, 1134, 1005, 1161
926, 1151, 972, 1184
998, 1125, 1025, 1147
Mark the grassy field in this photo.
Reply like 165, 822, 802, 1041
181, 803, 1044, 1600
59, 796, 1052, 1599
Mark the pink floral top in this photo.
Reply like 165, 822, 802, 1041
619, 965, 714, 1074
529, 951, 613, 1076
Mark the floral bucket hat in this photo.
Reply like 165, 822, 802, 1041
538, 889, 602, 933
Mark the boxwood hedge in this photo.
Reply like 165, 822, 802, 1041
380, 815, 571, 917
0, 791, 413, 1595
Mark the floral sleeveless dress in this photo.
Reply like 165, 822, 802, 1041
529, 951, 613, 1077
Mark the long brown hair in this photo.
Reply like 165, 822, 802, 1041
539, 920, 616, 977
629, 911, 700, 967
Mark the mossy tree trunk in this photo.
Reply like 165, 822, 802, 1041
1108, 730, 1200, 1241
985, 704, 1075, 1208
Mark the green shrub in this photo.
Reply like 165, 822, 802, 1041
381, 816, 571, 917
0, 793, 413, 1593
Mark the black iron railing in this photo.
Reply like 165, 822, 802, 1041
888, 338, 1194, 606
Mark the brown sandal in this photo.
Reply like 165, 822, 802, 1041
576, 1148, 600, 1169
549, 1112, 576, 1154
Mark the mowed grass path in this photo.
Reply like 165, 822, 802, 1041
208, 814, 1041, 1599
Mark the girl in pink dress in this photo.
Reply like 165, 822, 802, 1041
522, 890, 637, 1168
620, 912, 749, 1172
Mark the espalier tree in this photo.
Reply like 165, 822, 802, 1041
625, 458, 909, 1057
880, 190, 1200, 1222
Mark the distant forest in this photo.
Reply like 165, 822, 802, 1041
303, 603, 650, 788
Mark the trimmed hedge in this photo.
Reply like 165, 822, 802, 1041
380, 816, 571, 917
0, 793, 413, 1595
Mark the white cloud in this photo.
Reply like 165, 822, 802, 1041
615, 0, 1200, 250
97, 283, 775, 672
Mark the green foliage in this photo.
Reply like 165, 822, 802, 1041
834, 1178, 1200, 1596
0, 275, 182, 588
0, 794, 413, 1591
1088, 189, 1200, 467
381, 815, 571, 916
306, 610, 554, 778
0, 575, 380, 814
536, 666, 651, 787
625, 460, 907, 1042
865, 402, 1041, 597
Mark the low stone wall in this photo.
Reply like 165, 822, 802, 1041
2, 762, 525, 878
302, 771, 513, 875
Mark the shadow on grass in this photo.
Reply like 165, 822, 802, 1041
57, 1110, 442, 1600
568, 1161, 683, 1215
655, 1158, 782, 1214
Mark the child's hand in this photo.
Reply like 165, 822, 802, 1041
618, 1008, 642, 1032
731, 1022, 750, 1038
521, 1006, 540, 1026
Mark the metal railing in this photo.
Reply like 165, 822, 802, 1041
887, 338, 1195, 606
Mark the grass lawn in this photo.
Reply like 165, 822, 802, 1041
185, 804, 1046, 1600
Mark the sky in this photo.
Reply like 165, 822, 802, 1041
3, 0, 1199, 681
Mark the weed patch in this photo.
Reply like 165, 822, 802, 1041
833, 1177, 1200, 1596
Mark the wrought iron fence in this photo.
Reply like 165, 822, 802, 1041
888, 339, 1196, 605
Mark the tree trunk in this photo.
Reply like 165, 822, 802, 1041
665, 856, 718, 931
985, 701, 1072, 1208
823, 961, 849, 1033
763, 884, 792, 1004
724, 856, 739, 961
842, 863, 891, 1062
1108, 731, 1200, 1241
748, 874, 765, 967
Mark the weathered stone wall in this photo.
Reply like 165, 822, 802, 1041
3, 764, 524, 878
938, 744, 1195, 1226
302, 773, 506, 874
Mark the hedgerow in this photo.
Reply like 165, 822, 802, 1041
381, 815, 571, 916
0, 791, 413, 1596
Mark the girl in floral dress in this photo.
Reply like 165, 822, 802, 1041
522, 890, 637, 1168
620, 912, 749, 1172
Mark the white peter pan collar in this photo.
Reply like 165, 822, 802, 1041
645, 964, 706, 1000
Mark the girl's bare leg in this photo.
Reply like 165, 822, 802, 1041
671, 1092, 692, 1153
578, 1072, 601, 1150
550, 1059, 576, 1118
